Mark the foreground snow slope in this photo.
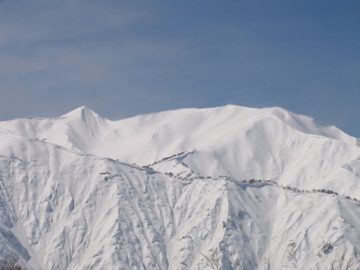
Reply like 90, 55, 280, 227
0, 130, 185, 269
0, 105, 360, 269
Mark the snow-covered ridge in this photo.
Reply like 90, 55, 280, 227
0, 105, 360, 269
1, 105, 358, 193
2, 105, 357, 147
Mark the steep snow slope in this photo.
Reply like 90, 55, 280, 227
1, 106, 360, 269
1, 130, 360, 269
0, 130, 185, 269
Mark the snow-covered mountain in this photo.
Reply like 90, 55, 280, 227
0, 105, 359, 269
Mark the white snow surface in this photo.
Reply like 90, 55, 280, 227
0, 105, 360, 269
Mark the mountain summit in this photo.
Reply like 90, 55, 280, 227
0, 105, 359, 269
61, 106, 105, 127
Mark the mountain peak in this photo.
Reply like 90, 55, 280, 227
63, 106, 98, 118
61, 106, 108, 136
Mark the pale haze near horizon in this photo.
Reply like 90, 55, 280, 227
0, 1, 359, 137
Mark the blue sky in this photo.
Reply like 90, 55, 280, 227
0, 1, 359, 137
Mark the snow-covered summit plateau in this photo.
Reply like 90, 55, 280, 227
0, 105, 359, 269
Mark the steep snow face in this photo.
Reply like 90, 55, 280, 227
0, 131, 185, 269
1, 131, 360, 270
1, 105, 360, 269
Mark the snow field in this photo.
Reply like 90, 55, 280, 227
0, 105, 359, 269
